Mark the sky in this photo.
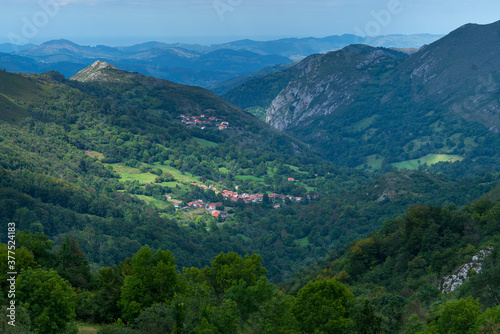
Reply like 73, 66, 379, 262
1, 0, 500, 46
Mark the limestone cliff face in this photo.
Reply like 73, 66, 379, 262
266, 46, 405, 131
266, 21, 500, 135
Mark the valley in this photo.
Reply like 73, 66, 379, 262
0, 17, 499, 334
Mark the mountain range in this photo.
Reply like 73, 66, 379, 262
224, 21, 500, 176
0, 33, 441, 89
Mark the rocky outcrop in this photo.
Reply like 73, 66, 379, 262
441, 247, 493, 293
266, 46, 405, 131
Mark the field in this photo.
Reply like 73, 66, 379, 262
108, 164, 158, 183
347, 115, 379, 132
362, 154, 384, 170
77, 323, 101, 333
134, 195, 173, 210
193, 137, 219, 148
392, 154, 464, 170
236, 175, 265, 182
84, 150, 104, 160
237, 234, 251, 242
295, 237, 310, 247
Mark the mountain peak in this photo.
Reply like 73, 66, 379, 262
70, 60, 133, 83
89, 60, 118, 70
41, 39, 79, 47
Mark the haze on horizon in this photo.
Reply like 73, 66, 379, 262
1, 0, 500, 46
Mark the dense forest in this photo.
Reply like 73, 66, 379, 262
1, 200, 499, 333
0, 67, 499, 333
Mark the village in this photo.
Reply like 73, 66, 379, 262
167, 186, 311, 221
179, 114, 229, 130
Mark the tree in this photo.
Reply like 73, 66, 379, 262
94, 261, 131, 323
0, 305, 33, 334
119, 246, 178, 321
437, 297, 482, 334
134, 303, 175, 334
292, 279, 354, 333
242, 292, 300, 334
472, 305, 500, 334
351, 298, 385, 334
202, 252, 267, 302
17, 268, 76, 334
56, 237, 92, 289
17, 230, 55, 267
0, 244, 39, 299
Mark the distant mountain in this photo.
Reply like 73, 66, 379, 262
208, 34, 442, 60
224, 21, 500, 175
17, 39, 125, 63
0, 34, 441, 89
0, 43, 37, 53
4, 40, 292, 87
0, 52, 47, 73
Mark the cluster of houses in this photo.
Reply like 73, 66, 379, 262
186, 200, 229, 219
179, 114, 229, 130
222, 190, 307, 209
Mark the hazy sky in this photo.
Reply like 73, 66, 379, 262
1, 0, 500, 46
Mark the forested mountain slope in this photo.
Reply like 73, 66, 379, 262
224, 21, 500, 176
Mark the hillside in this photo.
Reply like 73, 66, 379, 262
224, 21, 500, 176
1, 46, 500, 334
2, 62, 498, 278
284, 200, 500, 333
0, 65, 372, 270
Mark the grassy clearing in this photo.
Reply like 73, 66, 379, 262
236, 175, 265, 182
219, 167, 230, 174
285, 164, 308, 174
134, 195, 172, 210
77, 323, 101, 333
362, 128, 378, 140
193, 137, 218, 148
109, 164, 158, 183
295, 237, 310, 247
159, 162, 200, 183
245, 106, 267, 120
84, 150, 104, 160
392, 154, 464, 170
359, 154, 384, 170
107, 161, 202, 187
348, 115, 379, 132
237, 234, 251, 242
182, 208, 208, 220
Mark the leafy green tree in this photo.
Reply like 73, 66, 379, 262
0, 305, 33, 334
17, 268, 76, 334
242, 292, 300, 334
0, 244, 39, 299
472, 305, 500, 334
202, 252, 267, 302
292, 279, 354, 333
196, 299, 240, 334
437, 297, 482, 334
402, 314, 426, 334
351, 298, 385, 334
94, 261, 132, 323
119, 246, 178, 321
133, 303, 175, 334
17, 230, 55, 267
224, 276, 275, 319
56, 237, 92, 289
